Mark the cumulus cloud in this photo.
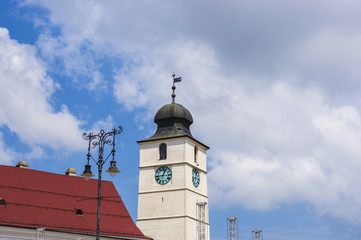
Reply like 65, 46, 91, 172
206, 83, 361, 223
21, 0, 361, 225
0, 133, 17, 165
91, 115, 115, 133
0, 27, 84, 164
27, 0, 361, 96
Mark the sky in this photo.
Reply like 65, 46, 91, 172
1, 0, 361, 239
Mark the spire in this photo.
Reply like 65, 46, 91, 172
172, 73, 182, 103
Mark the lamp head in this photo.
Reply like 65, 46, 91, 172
80, 164, 95, 181
106, 160, 121, 177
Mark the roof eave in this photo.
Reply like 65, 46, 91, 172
0, 224, 151, 240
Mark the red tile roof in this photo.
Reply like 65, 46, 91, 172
0, 165, 149, 239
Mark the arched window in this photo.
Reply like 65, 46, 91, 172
194, 146, 198, 162
159, 143, 167, 160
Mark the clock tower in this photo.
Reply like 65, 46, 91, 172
136, 75, 210, 240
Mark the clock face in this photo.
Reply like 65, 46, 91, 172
192, 169, 200, 187
155, 166, 172, 185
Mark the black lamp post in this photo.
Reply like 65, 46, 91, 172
81, 126, 123, 240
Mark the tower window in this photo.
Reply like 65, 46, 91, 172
159, 143, 167, 160
194, 146, 198, 162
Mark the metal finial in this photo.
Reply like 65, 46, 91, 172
172, 73, 182, 103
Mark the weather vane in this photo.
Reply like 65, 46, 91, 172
172, 73, 182, 103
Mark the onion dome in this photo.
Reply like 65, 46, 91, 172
147, 102, 193, 140
155, 103, 193, 124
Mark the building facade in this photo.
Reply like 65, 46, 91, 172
0, 164, 149, 240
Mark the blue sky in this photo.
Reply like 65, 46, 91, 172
2, 0, 361, 239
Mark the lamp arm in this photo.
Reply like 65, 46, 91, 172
103, 150, 113, 163
90, 155, 97, 165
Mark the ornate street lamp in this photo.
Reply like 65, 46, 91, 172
81, 126, 123, 240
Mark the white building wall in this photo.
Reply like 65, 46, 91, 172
137, 137, 210, 240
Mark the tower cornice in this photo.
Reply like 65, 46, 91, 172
137, 135, 209, 150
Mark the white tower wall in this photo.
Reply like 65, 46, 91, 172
137, 137, 209, 240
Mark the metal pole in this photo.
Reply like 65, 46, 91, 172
96, 164, 102, 240
96, 144, 104, 240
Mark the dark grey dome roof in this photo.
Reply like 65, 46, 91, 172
144, 102, 193, 141
138, 100, 209, 149
154, 103, 193, 124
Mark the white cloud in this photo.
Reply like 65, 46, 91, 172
21, 0, 361, 226
91, 115, 115, 133
0, 27, 84, 164
36, 30, 100, 82
0, 133, 17, 165
206, 83, 361, 223
87, 71, 106, 91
